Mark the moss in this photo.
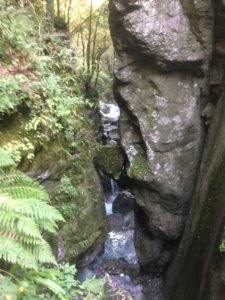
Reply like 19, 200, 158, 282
0, 112, 107, 263
130, 158, 146, 177
94, 145, 125, 180
197, 154, 225, 235
146, 118, 155, 135
184, 30, 202, 52
180, 0, 202, 43
128, 150, 149, 180
158, 34, 166, 48
55, 160, 108, 262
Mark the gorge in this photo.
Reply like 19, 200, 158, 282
0, 0, 225, 299
105, 0, 225, 299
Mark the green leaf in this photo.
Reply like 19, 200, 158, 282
0, 148, 64, 269
33, 276, 66, 299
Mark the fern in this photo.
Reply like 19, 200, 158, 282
0, 236, 37, 269
0, 147, 65, 269
0, 197, 62, 222
0, 148, 15, 168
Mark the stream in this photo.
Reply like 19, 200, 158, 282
78, 101, 164, 299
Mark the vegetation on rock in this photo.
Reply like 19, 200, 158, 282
94, 145, 125, 180
0, 0, 111, 299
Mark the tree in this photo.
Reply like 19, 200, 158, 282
45, 0, 55, 31
54, 0, 113, 97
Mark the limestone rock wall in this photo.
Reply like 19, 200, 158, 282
109, 0, 214, 269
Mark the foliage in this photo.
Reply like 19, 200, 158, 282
59, 176, 77, 199
0, 0, 99, 165
0, 263, 105, 300
53, 263, 105, 300
57, 0, 113, 95
0, 76, 30, 117
55, 175, 78, 218
0, 147, 64, 269
0, 2, 108, 300
0, 1, 37, 62
220, 235, 225, 253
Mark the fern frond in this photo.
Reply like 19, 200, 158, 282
16, 216, 43, 239
0, 185, 49, 201
0, 170, 49, 201
0, 196, 64, 222
0, 148, 64, 269
0, 211, 43, 241
0, 236, 37, 269
0, 148, 15, 168
0, 207, 18, 229
0, 229, 43, 246
27, 240, 57, 265
37, 219, 58, 235
0, 170, 34, 185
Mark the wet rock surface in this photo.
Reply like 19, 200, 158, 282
109, 211, 135, 231
113, 190, 136, 215
78, 184, 164, 299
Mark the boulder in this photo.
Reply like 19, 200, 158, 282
109, 0, 214, 270
109, 211, 135, 231
94, 145, 126, 180
113, 190, 136, 215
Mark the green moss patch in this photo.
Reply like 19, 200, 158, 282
128, 149, 149, 180
94, 145, 125, 180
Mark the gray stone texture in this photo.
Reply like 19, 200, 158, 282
166, 0, 225, 298
109, 0, 214, 269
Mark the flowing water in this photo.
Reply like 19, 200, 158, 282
78, 180, 164, 299
105, 179, 119, 216
77, 101, 164, 299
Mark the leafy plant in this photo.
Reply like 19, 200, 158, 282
0, 1, 36, 61
0, 0, 98, 165
0, 147, 64, 269
0, 149, 104, 299
59, 176, 77, 200
0, 76, 26, 116
0, 263, 105, 300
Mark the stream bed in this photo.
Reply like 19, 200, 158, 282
78, 101, 164, 299
78, 180, 164, 299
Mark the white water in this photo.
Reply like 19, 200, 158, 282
78, 99, 164, 298
78, 178, 164, 299
105, 179, 119, 215
100, 101, 120, 122
104, 230, 138, 264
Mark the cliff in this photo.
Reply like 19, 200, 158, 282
109, 0, 225, 297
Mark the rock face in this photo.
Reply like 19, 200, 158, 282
165, 93, 225, 300
165, 0, 225, 299
109, 0, 214, 270
19, 140, 107, 266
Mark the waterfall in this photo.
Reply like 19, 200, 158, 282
105, 179, 119, 216
77, 100, 164, 299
